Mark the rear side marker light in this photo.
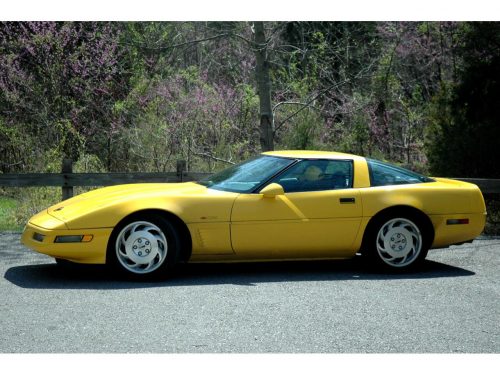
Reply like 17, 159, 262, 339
446, 219, 469, 225
54, 235, 93, 243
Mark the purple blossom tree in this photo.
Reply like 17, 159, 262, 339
0, 22, 127, 171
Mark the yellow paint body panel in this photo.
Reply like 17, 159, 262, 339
21, 151, 486, 265
22, 182, 238, 262
230, 189, 362, 258
429, 213, 486, 248
187, 222, 233, 255
357, 177, 486, 248
21, 222, 112, 264
46, 182, 237, 228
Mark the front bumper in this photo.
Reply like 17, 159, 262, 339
21, 222, 112, 264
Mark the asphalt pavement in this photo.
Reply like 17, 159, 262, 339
0, 232, 498, 353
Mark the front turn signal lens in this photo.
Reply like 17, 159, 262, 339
54, 235, 93, 243
81, 235, 93, 242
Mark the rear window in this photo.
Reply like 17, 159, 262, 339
367, 159, 434, 187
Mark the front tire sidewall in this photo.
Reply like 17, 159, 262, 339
364, 215, 429, 271
107, 214, 180, 280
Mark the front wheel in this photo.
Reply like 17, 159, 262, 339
364, 216, 430, 271
108, 214, 180, 280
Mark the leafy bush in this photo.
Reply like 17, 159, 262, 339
426, 23, 500, 178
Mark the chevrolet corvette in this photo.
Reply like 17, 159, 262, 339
21, 150, 486, 278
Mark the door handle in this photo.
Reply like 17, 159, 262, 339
339, 197, 355, 204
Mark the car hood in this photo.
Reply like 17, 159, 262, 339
46, 182, 211, 227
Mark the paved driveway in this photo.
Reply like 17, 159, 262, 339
0, 233, 499, 353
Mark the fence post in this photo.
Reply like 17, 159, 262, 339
176, 160, 186, 182
62, 159, 73, 200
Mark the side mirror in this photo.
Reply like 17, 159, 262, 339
259, 183, 285, 198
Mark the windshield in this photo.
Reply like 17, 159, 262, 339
197, 155, 295, 193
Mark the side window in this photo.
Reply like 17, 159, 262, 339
272, 159, 353, 193
367, 159, 433, 186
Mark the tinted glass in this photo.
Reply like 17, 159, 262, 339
271, 159, 353, 192
367, 159, 434, 187
198, 155, 294, 193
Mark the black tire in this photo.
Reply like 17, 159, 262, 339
106, 213, 181, 280
54, 258, 82, 271
55, 258, 73, 266
362, 213, 431, 271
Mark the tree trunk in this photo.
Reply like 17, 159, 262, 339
253, 21, 274, 151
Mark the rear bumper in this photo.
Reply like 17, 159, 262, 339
21, 222, 112, 264
430, 212, 486, 249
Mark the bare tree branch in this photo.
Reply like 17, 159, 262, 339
121, 29, 259, 53
120, 33, 230, 51
191, 150, 235, 165
273, 56, 379, 134
272, 101, 321, 114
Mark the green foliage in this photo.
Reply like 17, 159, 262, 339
0, 22, 128, 172
4, 151, 105, 227
2, 145, 65, 226
9, 187, 61, 228
73, 153, 106, 173
484, 195, 500, 235
0, 118, 35, 172
277, 110, 325, 150
115, 66, 260, 172
329, 92, 372, 156
0, 195, 20, 231
0, 21, 498, 179
426, 22, 500, 178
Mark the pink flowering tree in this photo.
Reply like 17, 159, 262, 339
0, 22, 127, 171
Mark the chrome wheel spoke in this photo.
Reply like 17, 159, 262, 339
376, 217, 422, 268
130, 223, 143, 234
144, 255, 161, 272
120, 236, 128, 250
115, 220, 169, 274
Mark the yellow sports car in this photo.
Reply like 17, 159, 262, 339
21, 150, 486, 278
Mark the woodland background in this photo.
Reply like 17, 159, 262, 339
0, 21, 499, 230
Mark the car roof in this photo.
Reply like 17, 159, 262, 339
263, 150, 365, 161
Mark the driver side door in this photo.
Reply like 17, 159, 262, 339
230, 159, 362, 259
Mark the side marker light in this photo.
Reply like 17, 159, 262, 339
446, 219, 469, 225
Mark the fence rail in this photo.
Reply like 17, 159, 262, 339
452, 178, 500, 194
0, 172, 212, 187
1, 159, 499, 198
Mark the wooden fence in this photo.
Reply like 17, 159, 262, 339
0, 159, 499, 199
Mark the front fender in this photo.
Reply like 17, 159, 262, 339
63, 198, 184, 229
61, 191, 238, 230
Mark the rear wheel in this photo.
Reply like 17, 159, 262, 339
108, 214, 180, 280
364, 215, 430, 271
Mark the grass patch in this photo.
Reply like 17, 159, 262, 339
1, 187, 63, 232
9, 187, 62, 229
0, 195, 22, 232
